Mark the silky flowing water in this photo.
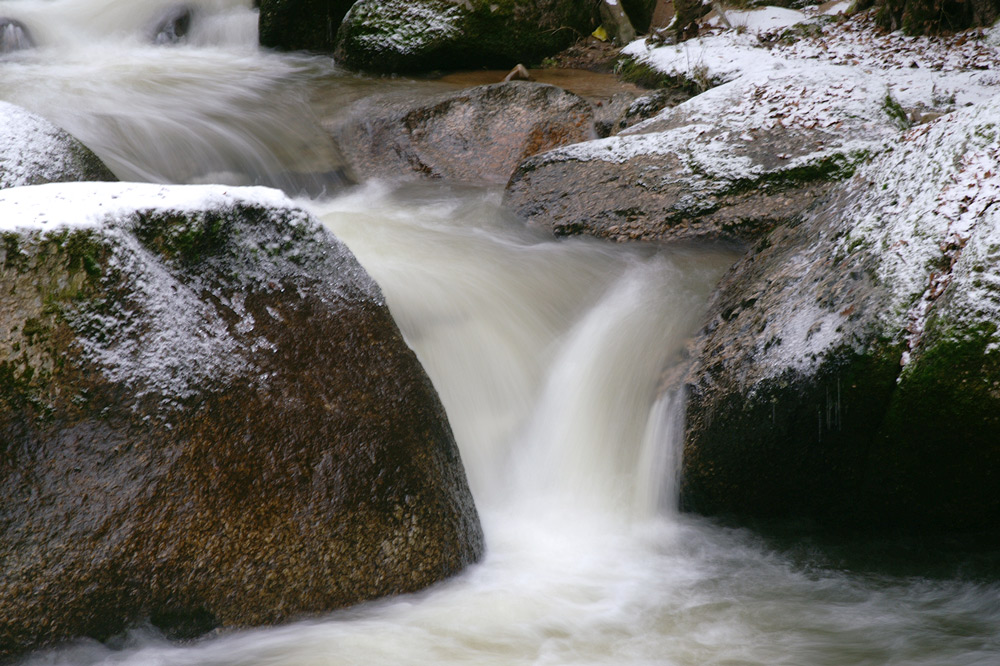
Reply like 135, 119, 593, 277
3, 1, 1000, 664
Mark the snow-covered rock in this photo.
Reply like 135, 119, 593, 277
505, 7, 1000, 244
505, 65, 902, 242
681, 92, 1000, 532
0, 101, 116, 189
0, 182, 483, 659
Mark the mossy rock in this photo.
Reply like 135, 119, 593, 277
680, 92, 1000, 534
0, 182, 484, 660
504, 67, 899, 244
334, 0, 599, 74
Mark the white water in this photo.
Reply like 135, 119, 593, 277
3, 2, 1000, 664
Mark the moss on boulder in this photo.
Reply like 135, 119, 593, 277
0, 183, 484, 660
334, 0, 599, 74
681, 93, 1000, 534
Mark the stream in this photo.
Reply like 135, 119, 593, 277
2, 1, 1000, 664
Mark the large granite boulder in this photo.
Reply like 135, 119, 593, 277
504, 66, 903, 243
258, 0, 356, 52
327, 81, 595, 185
0, 183, 484, 659
333, 0, 598, 74
680, 94, 1000, 533
0, 101, 116, 189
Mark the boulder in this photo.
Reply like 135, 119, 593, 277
0, 183, 484, 659
504, 66, 903, 243
150, 5, 193, 45
0, 102, 117, 189
680, 94, 1000, 533
258, 0, 356, 52
327, 81, 595, 185
599, 0, 637, 45
333, 0, 598, 74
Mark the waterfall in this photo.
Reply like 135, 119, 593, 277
4, 3, 1000, 665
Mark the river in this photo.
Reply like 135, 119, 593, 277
2, 1, 1000, 664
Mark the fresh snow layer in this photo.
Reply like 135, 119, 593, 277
623, 9, 1000, 111
0, 100, 94, 188
0, 182, 324, 414
0, 181, 298, 231
839, 94, 1000, 359
708, 6, 806, 32
539, 64, 896, 190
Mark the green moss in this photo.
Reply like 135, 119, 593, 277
883, 93, 910, 130
133, 212, 231, 265
615, 56, 712, 95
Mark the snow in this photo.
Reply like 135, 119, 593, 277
0, 181, 297, 231
836, 95, 1000, 365
0, 101, 92, 188
623, 8, 1000, 112
1, 181, 368, 414
709, 6, 806, 33
538, 63, 897, 196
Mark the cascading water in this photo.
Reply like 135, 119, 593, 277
3, 2, 1000, 664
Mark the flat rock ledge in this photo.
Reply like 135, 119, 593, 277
0, 183, 483, 659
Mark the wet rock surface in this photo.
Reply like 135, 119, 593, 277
327, 81, 595, 185
680, 94, 1000, 533
0, 183, 484, 659
504, 66, 903, 243
333, 0, 598, 74
0, 101, 117, 188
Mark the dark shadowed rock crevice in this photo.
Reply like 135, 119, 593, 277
258, 0, 356, 52
0, 183, 484, 660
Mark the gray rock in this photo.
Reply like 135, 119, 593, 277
504, 66, 903, 243
333, 0, 598, 74
680, 94, 1000, 532
599, 0, 637, 45
0, 101, 117, 189
0, 183, 484, 659
150, 5, 193, 45
328, 81, 595, 185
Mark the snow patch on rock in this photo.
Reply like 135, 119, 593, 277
838, 95, 1000, 365
1, 182, 377, 412
0, 101, 107, 188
